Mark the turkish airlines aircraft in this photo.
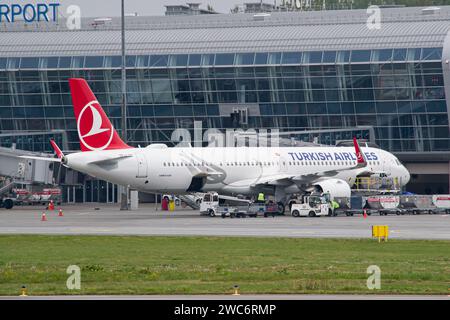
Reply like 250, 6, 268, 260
24, 78, 410, 211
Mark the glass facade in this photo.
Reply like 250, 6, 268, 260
0, 48, 449, 153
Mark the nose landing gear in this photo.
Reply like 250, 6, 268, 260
276, 202, 285, 215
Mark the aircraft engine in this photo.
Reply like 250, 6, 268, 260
313, 178, 351, 199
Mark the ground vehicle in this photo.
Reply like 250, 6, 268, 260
366, 195, 401, 215
199, 192, 280, 218
199, 192, 251, 217
432, 195, 450, 214
219, 203, 280, 218
1, 186, 61, 209
290, 194, 330, 217
399, 195, 436, 215
333, 196, 368, 216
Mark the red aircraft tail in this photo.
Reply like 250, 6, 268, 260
353, 137, 367, 165
69, 78, 131, 151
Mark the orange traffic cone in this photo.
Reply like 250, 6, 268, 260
58, 209, 63, 217
41, 212, 47, 221
48, 200, 54, 211
363, 209, 367, 219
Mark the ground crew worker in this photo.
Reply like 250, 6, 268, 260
257, 192, 265, 203
331, 199, 340, 213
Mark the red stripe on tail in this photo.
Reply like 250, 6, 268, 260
69, 78, 131, 151
50, 139, 64, 159
353, 137, 365, 164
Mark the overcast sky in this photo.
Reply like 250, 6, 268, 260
1, 0, 263, 17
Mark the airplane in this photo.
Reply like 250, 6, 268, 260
22, 78, 410, 213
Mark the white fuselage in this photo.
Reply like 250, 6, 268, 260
64, 145, 410, 197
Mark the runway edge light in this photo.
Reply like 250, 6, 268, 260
20, 285, 27, 297
232, 285, 240, 296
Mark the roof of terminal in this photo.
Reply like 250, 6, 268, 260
1, 6, 450, 57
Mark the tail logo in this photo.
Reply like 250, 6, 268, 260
356, 151, 363, 163
77, 100, 114, 151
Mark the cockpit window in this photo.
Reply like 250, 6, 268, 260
395, 159, 401, 166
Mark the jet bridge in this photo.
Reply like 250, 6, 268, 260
0, 146, 56, 185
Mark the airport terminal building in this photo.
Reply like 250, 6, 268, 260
0, 6, 449, 201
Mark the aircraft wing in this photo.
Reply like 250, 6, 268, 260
250, 173, 298, 187
247, 171, 339, 188
19, 155, 61, 162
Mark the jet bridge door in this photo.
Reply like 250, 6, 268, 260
136, 153, 148, 178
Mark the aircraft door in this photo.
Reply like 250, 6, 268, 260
278, 156, 288, 173
136, 153, 148, 178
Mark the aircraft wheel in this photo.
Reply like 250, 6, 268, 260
277, 202, 285, 215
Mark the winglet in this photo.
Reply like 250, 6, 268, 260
353, 137, 367, 166
50, 139, 64, 159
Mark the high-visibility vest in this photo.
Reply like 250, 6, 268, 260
258, 193, 265, 201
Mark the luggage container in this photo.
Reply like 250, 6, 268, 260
399, 195, 435, 214
333, 196, 368, 216
432, 195, 450, 214
366, 195, 401, 215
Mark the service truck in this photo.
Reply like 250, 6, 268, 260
290, 194, 331, 217
199, 192, 251, 217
